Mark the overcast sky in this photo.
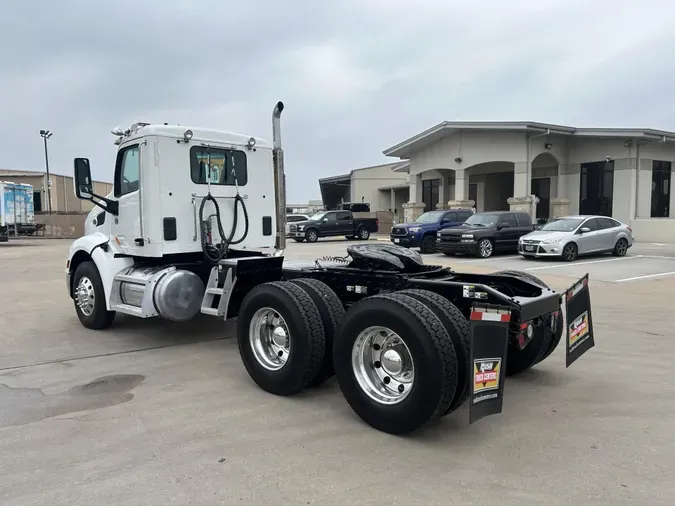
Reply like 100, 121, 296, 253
2, 0, 675, 202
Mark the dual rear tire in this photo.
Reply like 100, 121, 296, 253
238, 280, 471, 435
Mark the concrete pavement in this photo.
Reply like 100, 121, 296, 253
1, 238, 674, 505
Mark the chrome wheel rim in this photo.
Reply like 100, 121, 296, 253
76, 276, 96, 317
308, 231, 317, 241
360, 229, 368, 239
249, 307, 291, 371
352, 326, 415, 405
479, 239, 492, 257
617, 240, 627, 255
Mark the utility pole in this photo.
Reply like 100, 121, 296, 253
39, 130, 53, 214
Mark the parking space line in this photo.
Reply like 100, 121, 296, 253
522, 255, 643, 271
615, 271, 675, 283
458, 255, 521, 263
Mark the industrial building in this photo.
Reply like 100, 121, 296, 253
0, 169, 112, 214
320, 122, 674, 241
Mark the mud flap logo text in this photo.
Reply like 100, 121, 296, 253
569, 311, 590, 351
474, 358, 501, 394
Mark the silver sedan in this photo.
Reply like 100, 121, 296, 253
517, 215, 634, 261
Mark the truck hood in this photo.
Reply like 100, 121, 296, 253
440, 224, 493, 235
393, 222, 439, 230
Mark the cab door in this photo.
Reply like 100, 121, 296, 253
110, 143, 144, 255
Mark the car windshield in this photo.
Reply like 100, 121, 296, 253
308, 212, 327, 221
414, 211, 444, 223
464, 213, 499, 227
539, 218, 584, 232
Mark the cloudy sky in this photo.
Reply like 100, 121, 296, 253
2, 0, 675, 202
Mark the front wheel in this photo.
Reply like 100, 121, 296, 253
477, 238, 493, 258
357, 228, 370, 240
562, 242, 578, 262
613, 238, 628, 257
419, 235, 437, 254
72, 261, 116, 330
305, 229, 319, 243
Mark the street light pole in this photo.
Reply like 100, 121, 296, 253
39, 129, 53, 214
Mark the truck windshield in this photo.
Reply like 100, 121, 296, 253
539, 218, 585, 232
309, 212, 327, 221
464, 213, 499, 227
414, 211, 444, 223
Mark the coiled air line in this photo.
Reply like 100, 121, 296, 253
199, 147, 249, 265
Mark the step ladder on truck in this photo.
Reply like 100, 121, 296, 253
64, 102, 596, 435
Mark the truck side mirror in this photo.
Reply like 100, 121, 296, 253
498, 222, 511, 229
73, 157, 119, 215
74, 158, 94, 199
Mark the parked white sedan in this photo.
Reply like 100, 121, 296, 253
518, 215, 634, 262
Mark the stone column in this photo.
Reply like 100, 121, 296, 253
550, 198, 571, 218
447, 169, 474, 209
507, 196, 537, 215
513, 162, 528, 197
402, 202, 426, 223
436, 177, 448, 209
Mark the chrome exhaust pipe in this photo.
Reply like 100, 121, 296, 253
272, 101, 286, 252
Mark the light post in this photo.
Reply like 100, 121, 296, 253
39, 129, 53, 214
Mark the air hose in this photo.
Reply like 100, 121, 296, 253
198, 153, 250, 265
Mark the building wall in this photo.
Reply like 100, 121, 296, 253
350, 163, 408, 211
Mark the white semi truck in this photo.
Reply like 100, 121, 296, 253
65, 102, 596, 435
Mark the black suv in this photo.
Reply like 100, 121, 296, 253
436, 210, 535, 258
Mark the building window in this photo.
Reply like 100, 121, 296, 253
651, 160, 671, 218
422, 178, 440, 211
580, 160, 614, 217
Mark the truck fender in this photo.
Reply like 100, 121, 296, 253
66, 233, 134, 310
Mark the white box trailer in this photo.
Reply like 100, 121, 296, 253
0, 181, 36, 241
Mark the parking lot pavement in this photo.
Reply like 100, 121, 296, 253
2, 238, 675, 505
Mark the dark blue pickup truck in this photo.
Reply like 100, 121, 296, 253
390, 208, 473, 253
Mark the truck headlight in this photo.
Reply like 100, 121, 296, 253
461, 234, 474, 239
297, 225, 304, 231
408, 227, 421, 233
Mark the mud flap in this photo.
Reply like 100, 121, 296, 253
564, 273, 595, 367
468, 305, 511, 424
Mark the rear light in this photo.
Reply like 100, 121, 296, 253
517, 321, 534, 350
376, 219, 379, 227
627, 226, 632, 233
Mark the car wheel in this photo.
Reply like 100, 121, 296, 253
72, 261, 116, 330
477, 238, 493, 258
613, 238, 628, 257
562, 242, 578, 262
358, 228, 370, 240
305, 229, 318, 243
419, 235, 437, 254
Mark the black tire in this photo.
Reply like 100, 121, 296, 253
293, 238, 304, 243
494, 270, 560, 374
290, 278, 345, 387
397, 289, 471, 415
562, 242, 578, 262
357, 228, 370, 240
305, 229, 319, 243
333, 293, 458, 435
477, 238, 493, 258
420, 235, 437, 254
72, 261, 116, 330
237, 281, 326, 396
613, 238, 628, 257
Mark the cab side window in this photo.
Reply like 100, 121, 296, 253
500, 213, 518, 228
114, 145, 140, 197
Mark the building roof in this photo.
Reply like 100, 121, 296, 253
318, 173, 351, 184
383, 121, 675, 159
0, 169, 111, 185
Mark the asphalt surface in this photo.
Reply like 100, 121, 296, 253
1, 238, 674, 505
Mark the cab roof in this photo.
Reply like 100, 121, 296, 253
117, 123, 271, 149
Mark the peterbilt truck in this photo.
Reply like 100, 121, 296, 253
65, 102, 595, 435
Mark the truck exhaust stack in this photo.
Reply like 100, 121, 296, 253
273, 101, 286, 252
